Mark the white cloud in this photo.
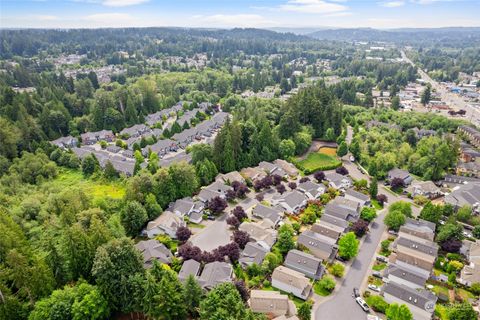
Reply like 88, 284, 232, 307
380, 1, 406, 7
102, 0, 149, 7
32, 15, 59, 21
191, 14, 276, 28
83, 13, 134, 26
278, 0, 348, 14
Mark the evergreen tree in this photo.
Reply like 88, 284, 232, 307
369, 177, 378, 199
184, 275, 203, 318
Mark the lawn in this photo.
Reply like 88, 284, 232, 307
456, 288, 475, 302
371, 199, 383, 210
262, 285, 306, 308
296, 152, 341, 173
372, 262, 387, 271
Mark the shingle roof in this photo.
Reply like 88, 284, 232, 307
396, 237, 439, 257
444, 182, 480, 208
252, 204, 283, 225
385, 263, 429, 287
319, 214, 349, 230
344, 189, 370, 202
388, 168, 411, 180
383, 282, 437, 313
178, 259, 201, 282
249, 290, 291, 316
284, 249, 324, 279
279, 190, 307, 208
197, 261, 233, 289
135, 240, 173, 267
239, 242, 269, 267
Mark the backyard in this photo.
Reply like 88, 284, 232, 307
296, 147, 341, 173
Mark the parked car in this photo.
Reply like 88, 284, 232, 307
353, 287, 360, 298
388, 230, 398, 236
376, 256, 388, 263
372, 271, 382, 278
207, 215, 216, 221
336, 255, 347, 262
356, 297, 370, 312
368, 284, 380, 292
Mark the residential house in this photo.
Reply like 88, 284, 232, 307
274, 190, 308, 214
331, 196, 361, 214
382, 282, 437, 320
297, 230, 338, 262
169, 197, 204, 224
145, 211, 186, 239
249, 290, 296, 318
284, 249, 325, 280
319, 214, 350, 232
252, 204, 284, 227
120, 124, 151, 138
297, 181, 326, 200
239, 242, 269, 268
273, 159, 299, 178
385, 263, 429, 290
178, 259, 201, 282
311, 222, 343, 241
388, 168, 413, 186
459, 240, 480, 286
135, 240, 173, 268
258, 161, 288, 178
456, 161, 480, 178
145, 139, 177, 157
271, 266, 312, 300
239, 221, 278, 250
215, 171, 245, 184
51, 135, 78, 149
81, 130, 115, 145
344, 189, 371, 207
442, 174, 480, 187
197, 181, 233, 203
405, 181, 442, 199
325, 172, 352, 190
444, 182, 480, 213
324, 203, 358, 223
237, 197, 260, 217
197, 261, 233, 290
240, 167, 267, 182
399, 218, 436, 242
459, 125, 480, 148
394, 237, 439, 273
460, 145, 480, 163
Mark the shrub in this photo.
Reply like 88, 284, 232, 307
316, 276, 336, 293
330, 263, 345, 278
367, 295, 389, 313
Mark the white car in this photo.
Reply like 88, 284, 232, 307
368, 284, 380, 292
356, 297, 370, 312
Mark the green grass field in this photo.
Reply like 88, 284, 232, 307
296, 152, 341, 173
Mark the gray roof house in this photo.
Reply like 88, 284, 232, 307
325, 172, 352, 190
382, 282, 437, 320
258, 161, 288, 178
145, 211, 186, 239
297, 230, 338, 262
297, 181, 326, 200
120, 124, 151, 138
252, 204, 284, 227
324, 203, 358, 223
385, 263, 429, 290
239, 242, 270, 268
197, 261, 233, 290
178, 259, 201, 282
311, 222, 343, 241
405, 181, 442, 199
399, 218, 436, 242
331, 196, 361, 213
388, 168, 413, 186
169, 197, 204, 224
51, 135, 78, 149
344, 189, 371, 207
319, 214, 350, 232
444, 182, 480, 213
274, 190, 308, 214
239, 221, 278, 250
135, 239, 173, 268
145, 139, 177, 157
81, 130, 115, 144
284, 249, 325, 280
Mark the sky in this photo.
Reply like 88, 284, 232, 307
1, 0, 480, 29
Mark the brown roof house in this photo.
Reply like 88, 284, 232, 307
271, 266, 312, 300
135, 239, 173, 268
239, 220, 278, 250
297, 230, 338, 262
393, 236, 438, 276
273, 159, 299, 178
311, 222, 343, 241
405, 181, 442, 199
399, 218, 436, 242
145, 211, 186, 239
249, 290, 297, 318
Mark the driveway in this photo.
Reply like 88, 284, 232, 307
189, 213, 232, 252
313, 210, 387, 320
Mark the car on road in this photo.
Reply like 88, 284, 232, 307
367, 315, 380, 320
207, 215, 215, 221
356, 297, 370, 312
368, 284, 380, 292
353, 287, 360, 298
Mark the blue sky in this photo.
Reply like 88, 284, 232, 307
1, 0, 479, 29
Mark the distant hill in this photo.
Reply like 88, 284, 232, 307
307, 27, 480, 44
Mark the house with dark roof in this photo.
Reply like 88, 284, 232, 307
51, 135, 78, 149
388, 168, 413, 186
399, 218, 436, 242
120, 124, 151, 138
325, 172, 352, 190
271, 266, 312, 300
252, 204, 284, 227
197, 261, 233, 290
297, 230, 338, 262
385, 263, 429, 290
135, 240, 173, 268
324, 203, 358, 223
311, 222, 343, 241
444, 182, 480, 213
297, 181, 326, 200
344, 189, 370, 207
284, 249, 325, 280
178, 259, 201, 282
382, 282, 437, 320
319, 214, 350, 232
239, 242, 269, 268
145, 211, 186, 238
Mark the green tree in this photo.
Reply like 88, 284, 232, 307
82, 154, 100, 176
71, 284, 110, 320
391, 96, 400, 110
156, 269, 187, 320
276, 224, 295, 254
338, 232, 359, 260
279, 139, 296, 159
103, 161, 118, 180
190, 144, 213, 164
325, 128, 335, 141
419, 202, 443, 224
147, 152, 159, 174
330, 263, 345, 277
337, 141, 348, 157
448, 302, 477, 320
120, 201, 148, 236
144, 193, 162, 220
437, 223, 463, 243
199, 283, 249, 320
297, 301, 312, 320
420, 85, 431, 106
184, 275, 203, 317
389, 201, 412, 218
386, 303, 413, 320
369, 177, 378, 199
361, 207, 377, 222
316, 276, 335, 293
384, 210, 406, 231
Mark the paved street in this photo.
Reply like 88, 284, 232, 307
189, 213, 232, 251
314, 210, 386, 320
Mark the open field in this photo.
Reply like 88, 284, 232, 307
296, 151, 341, 173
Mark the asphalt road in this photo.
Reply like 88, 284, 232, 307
314, 210, 387, 320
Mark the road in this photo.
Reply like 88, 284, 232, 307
401, 50, 480, 127
314, 210, 386, 320
189, 213, 232, 252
